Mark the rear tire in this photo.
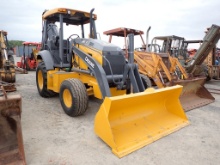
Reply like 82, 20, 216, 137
59, 79, 88, 117
36, 62, 56, 97
140, 74, 152, 89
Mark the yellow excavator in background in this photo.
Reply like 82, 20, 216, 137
0, 30, 16, 83
36, 8, 189, 157
103, 27, 214, 111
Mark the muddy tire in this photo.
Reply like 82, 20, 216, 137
36, 62, 56, 97
140, 74, 152, 89
59, 79, 88, 117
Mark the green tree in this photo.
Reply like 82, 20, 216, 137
8, 40, 24, 49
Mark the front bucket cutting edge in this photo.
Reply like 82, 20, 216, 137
173, 77, 215, 111
94, 85, 189, 158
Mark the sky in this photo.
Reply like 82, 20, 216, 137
1, 0, 220, 48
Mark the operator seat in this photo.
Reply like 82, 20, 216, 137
47, 23, 59, 48
47, 23, 70, 65
47, 23, 61, 64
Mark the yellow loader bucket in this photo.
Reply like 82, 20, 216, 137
94, 85, 189, 158
173, 77, 215, 111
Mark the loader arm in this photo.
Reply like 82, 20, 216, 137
0, 31, 8, 61
169, 55, 189, 79
0, 31, 16, 83
134, 53, 164, 88
72, 45, 111, 98
0, 32, 7, 49
134, 51, 172, 88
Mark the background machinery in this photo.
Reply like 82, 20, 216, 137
185, 27, 220, 80
36, 8, 189, 157
103, 27, 214, 111
184, 25, 220, 76
149, 24, 220, 79
17, 42, 41, 71
204, 46, 220, 80
0, 30, 16, 83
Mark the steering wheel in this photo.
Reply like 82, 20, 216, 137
67, 34, 79, 41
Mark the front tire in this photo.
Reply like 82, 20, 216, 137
59, 79, 88, 117
36, 62, 56, 97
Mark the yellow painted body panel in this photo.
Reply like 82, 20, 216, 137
78, 44, 103, 64
72, 44, 103, 70
74, 55, 88, 70
110, 88, 126, 96
94, 85, 189, 158
46, 70, 125, 99
47, 70, 79, 93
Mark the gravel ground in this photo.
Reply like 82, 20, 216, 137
10, 56, 220, 165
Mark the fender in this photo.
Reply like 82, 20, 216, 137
37, 50, 54, 70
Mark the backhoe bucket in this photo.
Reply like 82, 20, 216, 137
94, 85, 189, 158
173, 77, 215, 111
0, 91, 26, 165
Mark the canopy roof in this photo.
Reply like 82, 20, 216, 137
103, 27, 144, 37
42, 8, 97, 25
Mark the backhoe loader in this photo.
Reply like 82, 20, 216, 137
103, 27, 214, 111
0, 87, 26, 164
36, 8, 189, 158
0, 30, 16, 83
